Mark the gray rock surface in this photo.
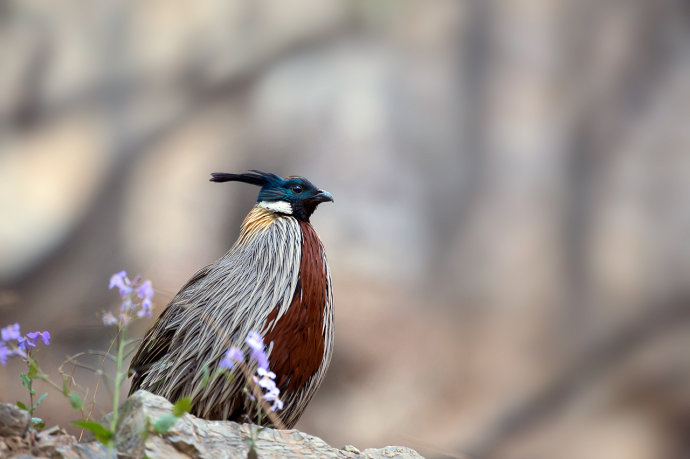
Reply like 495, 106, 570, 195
0, 391, 422, 458
0, 422, 107, 459
0, 402, 30, 437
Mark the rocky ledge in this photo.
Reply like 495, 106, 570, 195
0, 390, 422, 458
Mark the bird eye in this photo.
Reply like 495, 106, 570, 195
292, 185, 303, 193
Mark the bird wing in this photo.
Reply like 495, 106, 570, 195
128, 210, 303, 419
128, 264, 211, 392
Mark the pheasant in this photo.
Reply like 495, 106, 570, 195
128, 171, 334, 428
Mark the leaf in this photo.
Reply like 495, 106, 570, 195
31, 417, 45, 430
152, 414, 177, 434
16, 401, 28, 410
172, 397, 192, 417
27, 360, 39, 379
20, 373, 31, 388
32, 392, 48, 410
69, 393, 83, 410
73, 421, 113, 444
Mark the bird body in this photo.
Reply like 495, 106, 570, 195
129, 171, 333, 428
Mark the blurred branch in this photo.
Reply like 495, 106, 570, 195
5, 21, 52, 130
431, 0, 490, 285
0, 12, 351, 135
466, 296, 690, 458
560, 0, 678, 343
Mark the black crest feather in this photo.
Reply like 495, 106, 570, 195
210, 170, 282, 187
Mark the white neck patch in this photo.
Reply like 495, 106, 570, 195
259, 200, 293, 215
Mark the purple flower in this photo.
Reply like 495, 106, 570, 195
250, 348, 269, 371
135, 280, 154, 318
109, 271, 155, 322
264, 388, 280, 402
120, 297, 134, 312
109, 270, 128, 289
136, 280, 154, 301
18, 331, 51, 350
137, 298, 153, 318
245, 332, 269, 370
1, 323, 20, 342
0, 344, 21, 365
222, 331, 284, 412
109, 271, 132, 297
26, 331, 50, 346
0, 344, 8, 365
220, 347, 245, 369
245, 331, 264, 351
17, 335, 35, 351
257, 375, 277, 391
267, 387, 280, 400
257, 375, 283, 411
102, 311, 118, 326
257, 367, 276, 380
271, 399, 284, 411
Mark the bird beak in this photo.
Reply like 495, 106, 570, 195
313, 190, 334, 203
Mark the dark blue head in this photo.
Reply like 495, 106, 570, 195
210, 170, 333, 222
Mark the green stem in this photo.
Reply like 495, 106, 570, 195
28, 381, 34, 414
26, 354, 34, 414
109, 327, 126, 455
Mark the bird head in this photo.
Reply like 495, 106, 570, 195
210, 170, 334, 222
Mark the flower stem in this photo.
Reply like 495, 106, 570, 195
28, 380, 34, 413
26, 354, 34, 413
108, 327, 126, 456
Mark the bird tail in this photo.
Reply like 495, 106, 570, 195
210, 170, 282, 187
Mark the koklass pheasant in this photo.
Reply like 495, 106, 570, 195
128, 171, 334, 428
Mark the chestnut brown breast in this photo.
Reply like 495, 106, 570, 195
263, 221, 327, 393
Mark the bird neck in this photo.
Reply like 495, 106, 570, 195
234, 205, 286, 247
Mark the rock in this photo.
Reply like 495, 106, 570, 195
0, 402, 30, 437
116, 390, 423, 458
52, 441, 108, 459
0, 391, 422, 458
36, 426, 107, 459
0, 417, 107, 459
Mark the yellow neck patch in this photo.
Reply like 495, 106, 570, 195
235, 205, 281, 247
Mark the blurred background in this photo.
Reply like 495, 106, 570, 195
1, 1, 690, 458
